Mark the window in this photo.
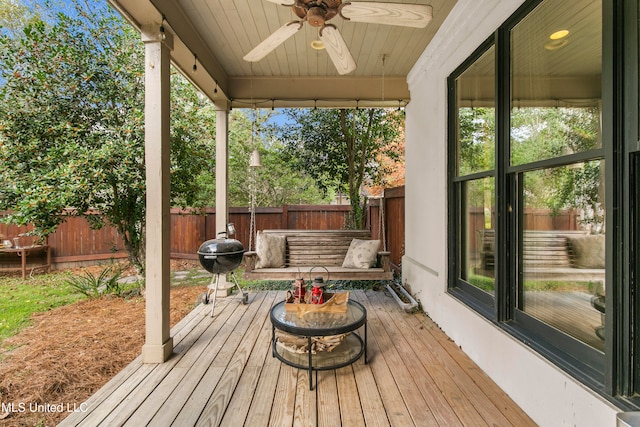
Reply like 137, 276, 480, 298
449, 43, 496, 304
508, 0, 604, 358
447, 0, 630, 401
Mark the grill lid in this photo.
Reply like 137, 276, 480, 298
197, 238, 244, 257
197, 237, 245, 274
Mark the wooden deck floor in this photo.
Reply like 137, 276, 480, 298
59, 290, 536, 427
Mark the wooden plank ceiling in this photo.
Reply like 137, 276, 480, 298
109, 0, 457, 108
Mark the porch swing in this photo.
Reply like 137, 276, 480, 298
242, 218, 392, 281
243, 68, 393, 282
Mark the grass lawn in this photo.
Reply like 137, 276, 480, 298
0, 272, 85, 344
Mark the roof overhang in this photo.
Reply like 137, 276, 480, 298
108, 0, 458, 108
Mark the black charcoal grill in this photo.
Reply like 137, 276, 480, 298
198, 230, 248, 317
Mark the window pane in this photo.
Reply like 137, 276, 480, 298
456, 46, 495, 176
510, 0, 602, 166
462, 177, 495, 295
511, 107, 601, 165
520, 161, 605, 351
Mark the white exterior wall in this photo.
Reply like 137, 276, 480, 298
404, 1, 621, 425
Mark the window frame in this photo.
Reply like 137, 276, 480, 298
447, 36, 497, 320
447, 0, 640, 407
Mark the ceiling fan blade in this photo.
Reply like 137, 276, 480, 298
244, 21, 303, 62
341, 2, 433, 28
319, 24, 356, 75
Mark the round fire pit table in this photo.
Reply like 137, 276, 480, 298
270, 299, 367, 390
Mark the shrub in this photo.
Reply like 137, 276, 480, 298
66, 266, 125, 298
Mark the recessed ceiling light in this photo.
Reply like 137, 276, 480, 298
549, 29, 569, 40
310, 40, 325, 50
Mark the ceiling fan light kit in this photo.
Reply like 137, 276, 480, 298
244, 1, 433, 75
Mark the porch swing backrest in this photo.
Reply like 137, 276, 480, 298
242, 229, 392, 281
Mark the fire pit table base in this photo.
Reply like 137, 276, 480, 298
270, 299, 367, 390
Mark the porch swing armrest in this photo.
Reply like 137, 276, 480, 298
377, 251, 392, 272
243, 251, 258, 271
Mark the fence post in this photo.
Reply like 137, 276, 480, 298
282, 204, 289, 229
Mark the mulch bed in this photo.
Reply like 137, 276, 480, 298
0, 262, 204, 427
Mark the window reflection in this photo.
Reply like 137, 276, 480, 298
456, 45, 495, 177
520, 161, 605, 351
462, 178, 495, 295
510, 0, 602, 166
510, 0, 604, 351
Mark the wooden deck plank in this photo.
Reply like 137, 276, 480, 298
217, 366, 261, 426
194, 292, 278, 426
415, 316, 537, 427
268, 364, 298, 427
376, 294, 492, 426
244, 291, 283, 425
347, 292, 391, 427
220, 291, 282, 425
317, 370, 342, 427
246, 291, 281, 368
172, 292, 273, 426
336, 366, 366, 427
351, 358, 390, 427
107, 296, 248, 426
393, 294, 536, 427
356, 290, 440, 426
369, 290, 483, 426
244, 356, 281, 426
128, 293, 271, 426
348, 291, 418, 427
142, 298, 250, 427
293, 368, 315, 427
57, 290, 536, 427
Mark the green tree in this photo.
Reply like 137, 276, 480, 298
458, 107, 495, 177
0, 1, 212, 274
0, 0, 39, 37
194, 109, 329, 208
280, 108, 403, 229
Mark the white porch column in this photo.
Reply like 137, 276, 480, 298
214, 101, 234, 296
215, 101, 230, 236
141, 26, 173, 363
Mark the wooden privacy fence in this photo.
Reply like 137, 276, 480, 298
0, 186, 406, 272
368, 186, 405, 269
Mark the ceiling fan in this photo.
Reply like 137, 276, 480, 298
243, 1, 433, 75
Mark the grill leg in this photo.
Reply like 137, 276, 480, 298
229, 272, 248, 304
209, 274, 220, 317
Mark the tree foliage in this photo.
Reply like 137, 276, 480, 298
458, 105, 602, 225
280, 108, 403, 228
0, 0, 212, 274
193, 109, 330, 208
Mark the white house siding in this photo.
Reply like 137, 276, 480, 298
403, 0, 621, 425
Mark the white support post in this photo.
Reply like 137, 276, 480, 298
141, 25, 174, 363
214, 102, 234, 296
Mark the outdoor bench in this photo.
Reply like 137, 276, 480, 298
0, 244, 51, 280
242, 229, 392, 281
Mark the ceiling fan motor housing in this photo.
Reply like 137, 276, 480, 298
293, 1, 341, 27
